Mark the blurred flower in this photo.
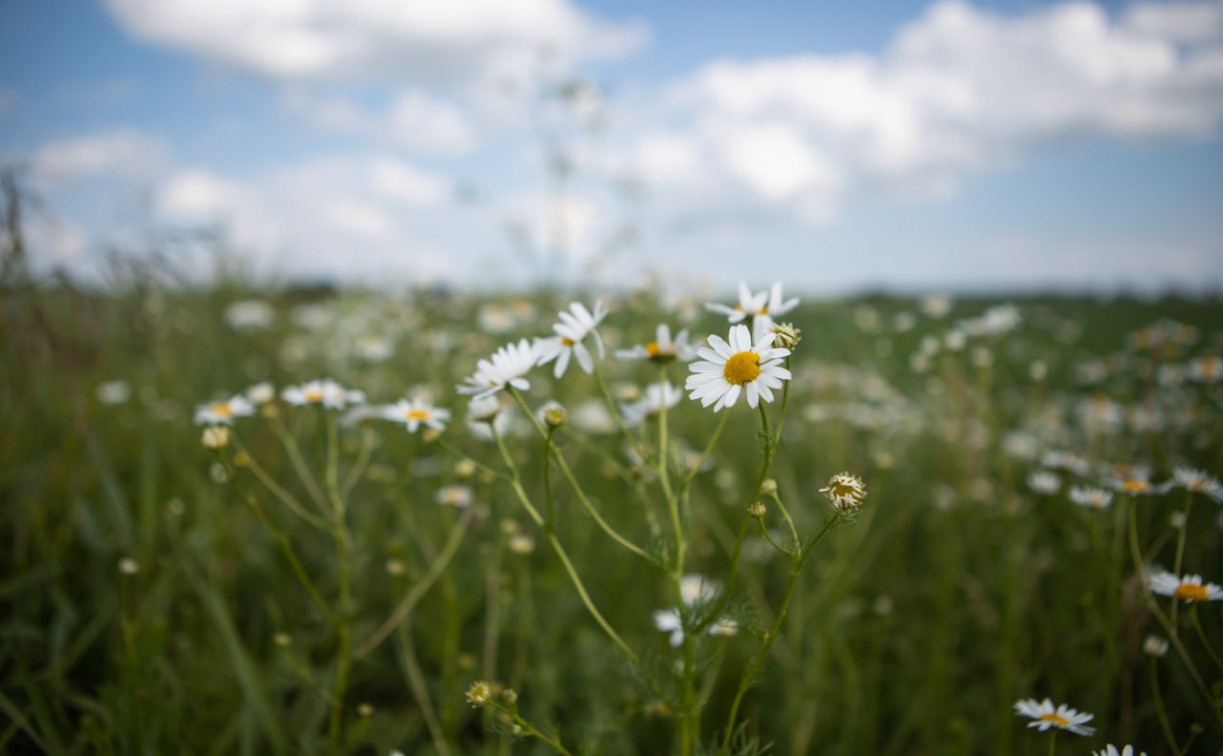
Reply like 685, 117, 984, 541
686, 324, 791, 412
1069, 486, 1113, 510
225, 300, 274, 331
1142, 635, 1169, 657
1093, 746, 1147, 756
96, 380, 131, 405
201, 426, 230, 450
622, 382, 682, 427
1172, 467, 1223, 503
535, 301, 608, 378
1027, 470, 1061, 495
1013, 698, 1095, 736
194, 395, 254, 426
246, 381, 276, 405
706, 281, 799, 341
821, 472, 867, 514
383, 399, 450, 433
118, 557, 139, 575
1148, 572, 1222, 603
458, 339, 537, 399
436, 485, 473, 509
283, 379, 365, 410
615, 323, 693, 363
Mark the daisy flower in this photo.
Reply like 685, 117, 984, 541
1013, 698, 1096, 736
1027, 470, 1061, 495
535, 301, 608, 378
1172, 467, 1223, 503
621, 381, 683, 427
615, 323, 695, 363
457, 339, 538, 399
283, 379, 366, 410
706, 282, 800, 341
685, 324, 791, 412
435, 485, 473, 509
1069, 486, 1114, 510
194, 395, 255, 426
821, 472, 868, 513
1094, 745, 1147, 756
383, 399, 450, 433
1148, 572, 1223, 602
653, 609, 685, 647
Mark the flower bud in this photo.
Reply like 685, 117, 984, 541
202, 426, 230, 450
748, 501, 767, 519
770, 322, 801, 350
759, 478, 778, 496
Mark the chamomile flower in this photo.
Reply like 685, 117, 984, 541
621, 382, 683, 427
194, 395, 255, 426
1148, 572, 1223, 602
615, 323, 694, 363
821, 472, 868, 513
283, 379, 366, 410
685, 325, 791, 412
384, 399, 450, 433
457, 339, 538, 399
1013, 698, 1096, 736
1172, 467, 1223, 503
535, 301, 608, 378
436, 485, 473, 509
1027, 470, 1061, 495
653, 609, 685, 647
1094, 746, 1147, 756
1069, 486, 1114, 510
706, 282, 800, 341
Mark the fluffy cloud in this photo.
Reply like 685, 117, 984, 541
288, 90, 481, 155
622, 0, 1223, 223
31, 129, 171, 185
101, 0, 648, 87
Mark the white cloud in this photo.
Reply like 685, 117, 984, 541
32, 129, 171, 185
620, 0, 1223, 224
290, 90, 481, 154
152, 154, 458, 281
102, 0, 648, 87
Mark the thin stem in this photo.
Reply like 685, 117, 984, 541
770, 492, 800, 551
678, 410, 731, 493
356, 507, 476, 659
593, 366, 647, 461
341, 426, 376, 498
270, 414, 330, 513
498, 707, 575, 756
772, 356, 792, 448
1170, 492, 1194, 632
232, 435, 330, 531
492, 424, 641, 670
1149, 656, 1180, 756
395, 624, 452, 756
757, 518, 791, 557
1191, 604, 1223, 673
326, 413, 352, 752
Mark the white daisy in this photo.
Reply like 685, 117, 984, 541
194, 395, 255, 426
435, 485, 473, 509
621, 381, 683, 427
706, 282, 799, 341
1148, 572, 1223, 603
1013, 698, 1096, 736
685, 324, 791, 412
1027, 470, 1061, 495
283, 379, 366, 410
615, 323, 695, 363
653, 609, 685, 647
1094, 745, 1147, 756
535, 301, 608, 378
383, 399, 450, 433
820, 472, 868, 513
1172, 467, 1223, 503
1069, 486, 1114, 510
457, 339, 538, 399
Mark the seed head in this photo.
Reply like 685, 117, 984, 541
748, 501, 767, 519
770, 322, 801, 350
820, 472, 867, 513
466, 680, 493, 708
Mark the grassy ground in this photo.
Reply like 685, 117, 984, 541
1, 277, 1221, 755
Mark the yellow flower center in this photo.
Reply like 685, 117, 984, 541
646, 341, 661, 356
407, 409, 430, 421
828, 481, 857, 500
723, 351, 761, 385
561, 337, 576, 347
305, 390, 324, 402
1175, 584, 1208, 601
1121, 479, 1150, 494
212, 402, 234, 417
646, 341, 674, 361
1039, 713, 1069, 727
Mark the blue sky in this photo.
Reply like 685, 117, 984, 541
2, 0, 1221, 293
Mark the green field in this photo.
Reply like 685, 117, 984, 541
2, 279, 1221, 755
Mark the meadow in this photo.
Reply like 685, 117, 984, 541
1, 271, 1221, 755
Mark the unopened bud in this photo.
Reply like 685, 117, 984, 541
770, 322, 801, 350
542, 402, 567, 429
202, 426, 230, 450
759, 478, 778, 496
748, 501, 767, 519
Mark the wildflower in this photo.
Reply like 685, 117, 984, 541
680, 574, 721, 606
96, 380, 131, 405
535, 301, 608, 378
194, 395, 255, 426
1093, 746, 1147, 756
706, 281, 799, 341
685, 324, 791, 412
770, 322, 801, 350
383, 399, 450, 433
748, 501, 767, 519
508, 533, 535, 554
539, 401, 567, 429
246, 381, 276, 405
457, 339, 537, 400
224, 299, 274, 331
708, 617, 739, 637
653, 609, 685, 647
435, 485, 473, 509
1106, 467, 1170, 496
821, 472, 867, 514
1188, 355, 1222, 383
1148, 572, 1223, 603
1013, 698, 1096, 736
468, 395, 503, 423
759, 478, 778, 496
1027, 470, 1060, 495
118, 557, 139, 575
283, 379, 365, 410
621, 382, 682, 427
1069, 486, 1113, 510
1172, 467, 1223, 503
616, 323, 694, 363
201, 426, 230, 450
1142, 635, 1169, 657
465, 681, 493, 707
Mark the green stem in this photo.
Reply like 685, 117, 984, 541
270, 414, 330, 513
1191, 604, 1223, 673
340, 426, 375, 498
678, 410, 731, 493
326, 413, 352, 752
1170, 493, 1194, 632
1149, 657, 1181, 756
232, 435, 330, 531
593, 366, 647, 461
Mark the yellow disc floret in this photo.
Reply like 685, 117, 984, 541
1175, 583, 1209, 602
1039, 713, 1070, 727
723, 351, 761, 385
